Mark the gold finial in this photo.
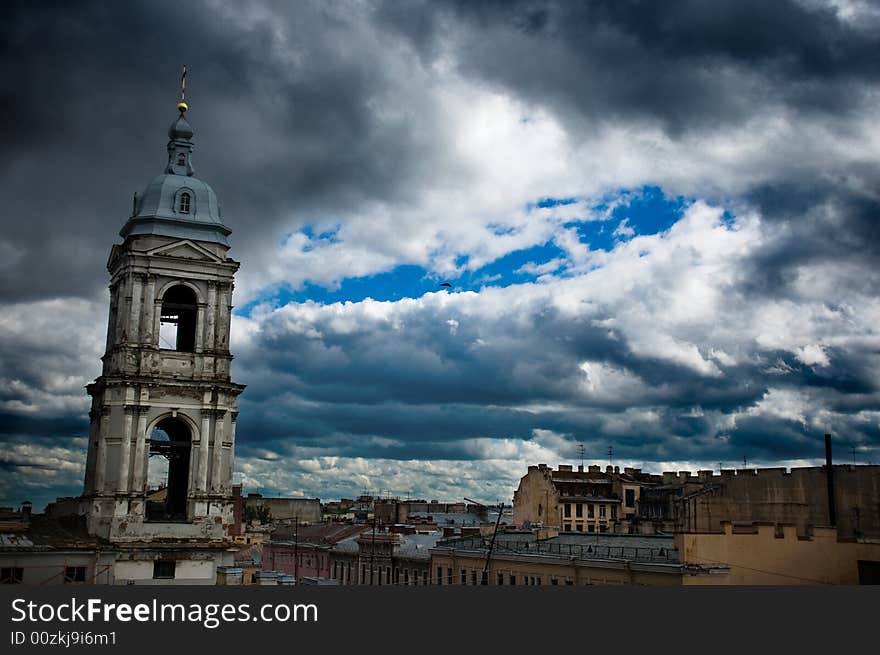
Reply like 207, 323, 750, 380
177, 64, 188, 113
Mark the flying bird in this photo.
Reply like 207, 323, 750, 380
439, 282, 452, 287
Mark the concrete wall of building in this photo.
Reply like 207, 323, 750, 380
676, 522, 880, 585
244, 496, 321, 523
675, 465, 880, 538
111, 548, 232, 585
429, 550, 687, 586
0, 552, 116, 585
513, 465, 560, 527
0, 548, 232, 585
263, 542, 331, 582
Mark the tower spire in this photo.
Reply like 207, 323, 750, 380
178, 64, 188, 114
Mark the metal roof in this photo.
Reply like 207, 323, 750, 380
119, 111, 231, 246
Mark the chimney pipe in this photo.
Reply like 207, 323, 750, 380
824, 433, 836, 527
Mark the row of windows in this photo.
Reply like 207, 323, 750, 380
330, 562, 585, 587
332, 561, 431, 586
2, 561, 177, 585
563, 523, 609, 533
564, 503, 616, 519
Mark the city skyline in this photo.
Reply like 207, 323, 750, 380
2, 1, 880, 510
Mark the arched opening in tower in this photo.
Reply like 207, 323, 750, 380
159, 284, 197, 352
146, 417, 191, 521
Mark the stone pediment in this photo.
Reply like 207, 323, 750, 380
146, 239, 224, 263
106, 244, 123, 270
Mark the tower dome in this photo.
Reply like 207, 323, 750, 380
119, 104, 232, 246
168, 114, 194, 140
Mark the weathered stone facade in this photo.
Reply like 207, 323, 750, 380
513, 464, 644, 532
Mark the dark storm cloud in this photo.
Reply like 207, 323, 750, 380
384, 0, 880, 130
0, 0, 440, 301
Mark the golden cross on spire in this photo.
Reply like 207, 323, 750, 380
177, 65, 188, 114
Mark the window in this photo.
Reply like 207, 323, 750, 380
153, 560, 176, 579
497, 572, 504, 586
471, 570, 478, 585
600, 505, 607, 518
538, 503, 542, 516
447, 567, 453, 585
588, 504, 595, 518
611, 505, 617, 519
509, 574, 516, 586
575, 524, 583, 532
461, 569, 467, 585
1, 567, 23, 584
437, 566, 443, 585
177, 153, 186, 167
179, 191, 191, 214
575, 503, 583, 518
159, 285, 197, 352
64, 566, 87, 583
600, 524, 608, 533
564, 503, 571, 517
588, 524, 595, 533
551, 577, 558, 585
563, 523, 572, 532
625, 489, 636, 508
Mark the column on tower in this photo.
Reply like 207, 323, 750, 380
128, 274, 143, 344
95, 406, 111, 492
216, 283, 230, 351
142, 275, 157, 344
211, 410, 226, 493
225, 412, 238, 493
195, 295, 206, 353
105, 283, 118, 353
130, 406, 150, 492
117, 406, 134, 493
198, 408, 212, 492
114, 279, 128, 345
205, 282, 217, 351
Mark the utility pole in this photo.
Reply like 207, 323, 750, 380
369, 516, 376, 585
293, 515, 299, 584
482, 502, 505, 585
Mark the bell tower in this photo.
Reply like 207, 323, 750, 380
82, 84, 245, 547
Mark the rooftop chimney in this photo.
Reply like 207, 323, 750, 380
825, 433, 836, 527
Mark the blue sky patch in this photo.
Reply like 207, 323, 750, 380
239, 186, 690, 315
